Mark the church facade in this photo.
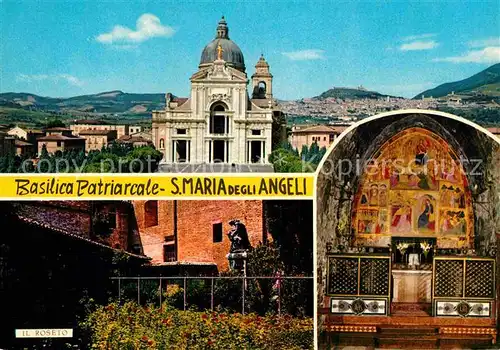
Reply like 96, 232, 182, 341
152, 17, 285, 172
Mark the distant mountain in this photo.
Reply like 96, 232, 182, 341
0, 90, 165, 114
414, 63, 500, 99
315, 87, 394, 100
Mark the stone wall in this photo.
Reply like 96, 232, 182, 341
11, 201, 132, 251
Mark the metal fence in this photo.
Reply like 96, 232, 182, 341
111, 276, 313, 315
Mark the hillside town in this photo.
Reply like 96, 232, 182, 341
280, 88, 499, 121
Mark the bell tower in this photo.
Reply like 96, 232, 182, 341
251, 54, 273, 99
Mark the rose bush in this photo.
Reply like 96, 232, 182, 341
81, 301, 313, 349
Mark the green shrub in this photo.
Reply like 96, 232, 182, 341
81, 301, 313, 349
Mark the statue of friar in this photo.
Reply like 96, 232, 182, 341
227, 219, 251, 253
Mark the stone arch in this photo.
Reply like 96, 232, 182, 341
209, 102, 229, 134
253, 81, 267, 98
315, 109, 500, 316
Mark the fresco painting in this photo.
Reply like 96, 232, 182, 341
353, 128, 472, 246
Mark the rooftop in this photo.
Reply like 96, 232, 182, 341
73, 119, 108, 125
37, 134, 84, 141
15, 139, 33, 147
78, 129, 116, 135
293, 125, 348, 134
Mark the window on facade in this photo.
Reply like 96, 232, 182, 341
250, 141, 263, 163
213, 222, 223, 243
144, 200, 159, 227
329, 134, 335, 143
324, 137, 327, 141
159, 138, 165, 149
164, 244, 176, 262
177, 129, 187, 135
210, 104, 227, 134
252, 129, 261, 136
258, 81, 266, 95
212, 140, 226, 162
57, 141, 62, 147
174, 140, 189, 162
253, 81, 267, 98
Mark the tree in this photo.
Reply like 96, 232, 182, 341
269, 148, 305, 173
45, 119, 66, 128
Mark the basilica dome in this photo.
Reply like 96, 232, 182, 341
199, 17, 245, 72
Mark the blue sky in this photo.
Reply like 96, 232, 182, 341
1, 0, 499, 100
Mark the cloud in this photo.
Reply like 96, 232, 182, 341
400, 40, 439, 51
96, 14, 175, 45
432, 46, 500, 63
282, 49, 325, 61
16, 74, 84, 87
402, 33, 437, 41
468, 37, 500, 48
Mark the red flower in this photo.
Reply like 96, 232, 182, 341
201, 314, 208, 320
141, 336, 148, 341
148, 340, 153, 346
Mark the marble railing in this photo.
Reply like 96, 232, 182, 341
326, 254, 391, 315
433, 256, 495, 318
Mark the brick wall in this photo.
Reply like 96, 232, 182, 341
132, 200, 264, 270
177, 200, 263, 270
132, 200, 175, 262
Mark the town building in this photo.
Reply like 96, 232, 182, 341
115, 134, 152, 147
37, 127, 85, 154
0, 130, 15, 157
130, 131, 152, 141
129, 125, 142, 134
290, 125, 348, 150
8, 200, 311, 273
14, 139, 34, 157
7, 126, 29, 140
78, 129, 117, 152
487, 127, 500, 138
7, 126, 43, 155
152, 17, 286, 172
70, 120, 129, 139
316, 109, 500, 348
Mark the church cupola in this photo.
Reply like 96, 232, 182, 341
199, 16, 245, 72
251, 54, 273, 99
216, 16, 229, 39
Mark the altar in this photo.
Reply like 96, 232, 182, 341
318, 115, 499, 348
392, 269, 432, 303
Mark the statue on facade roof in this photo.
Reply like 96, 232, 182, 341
216, 43, 224, 60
